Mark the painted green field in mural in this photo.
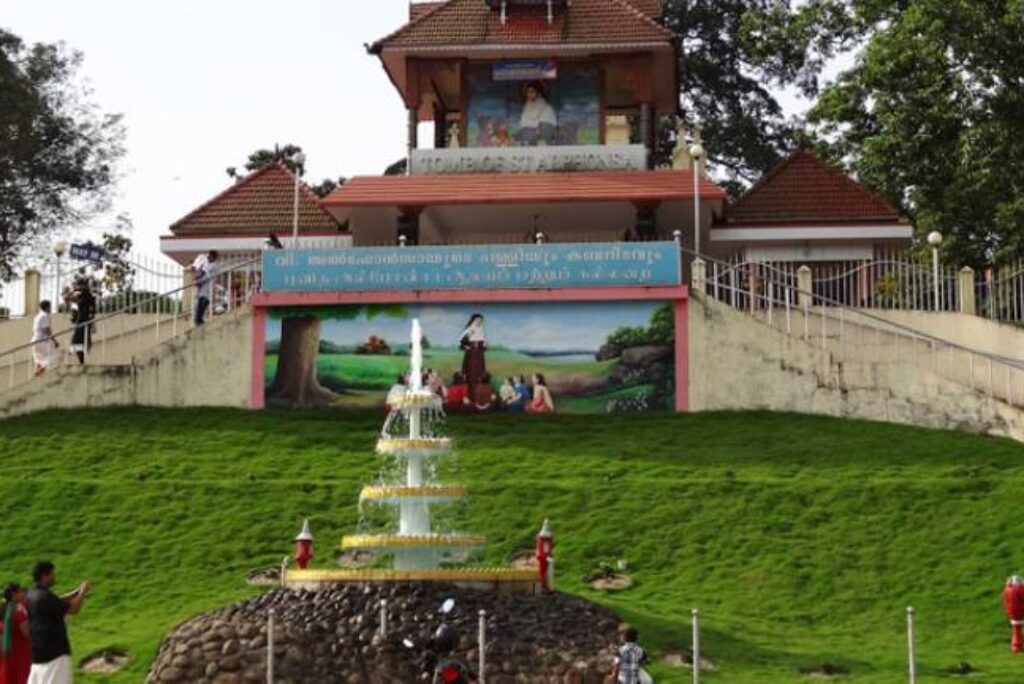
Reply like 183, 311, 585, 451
265, 347, 663, 413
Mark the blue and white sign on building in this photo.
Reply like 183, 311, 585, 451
69, 243, 105, 263
492, 58, 557, 81
262, 242, 681, 293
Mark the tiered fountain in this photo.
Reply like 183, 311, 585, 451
284, 319, 537, 590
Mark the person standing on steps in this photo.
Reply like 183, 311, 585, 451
26, 562, 89, 684
65, 280, 96, 365
191, 250, 220, 327
29, 302, 58, 376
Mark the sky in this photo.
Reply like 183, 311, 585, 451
3, 1, 827, 260
266, 301, 661, 353
3, 1, 414, 256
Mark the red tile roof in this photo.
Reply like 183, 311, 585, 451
321, 170, 725, 208
372, 0, 675, 51
724, 149, 903, 225
410, 2, 445, 21
170, 163, 345, 235
623, 0, 663, 18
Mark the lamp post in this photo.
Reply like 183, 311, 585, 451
53, 240, 68, 305
689, 136, 705, 257
927, 231, 943, 311
291, 151, 307, 248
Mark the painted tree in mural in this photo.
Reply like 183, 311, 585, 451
267, 305, 407, 406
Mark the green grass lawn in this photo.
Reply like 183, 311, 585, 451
1, 408, 1023, 682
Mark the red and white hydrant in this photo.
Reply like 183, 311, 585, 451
1004, 575, 1024, 652
294, 519, 314, 570
536, 519, 554, 593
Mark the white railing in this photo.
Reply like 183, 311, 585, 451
704, 257, 1024, 409
708, 250, 961, 313
0, 257, 261, 394
976, 261, 1024, 323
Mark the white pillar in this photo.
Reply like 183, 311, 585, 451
692, 608, 701, 684
907, 606, 917, 684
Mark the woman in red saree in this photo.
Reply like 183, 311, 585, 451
1, 583, 32, 684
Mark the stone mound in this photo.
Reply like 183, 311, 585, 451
147, 582, 622, 684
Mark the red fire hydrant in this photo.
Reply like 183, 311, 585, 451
536, 519, 554, 593
1004, 575, 1024, 652
294, 519, 314, 570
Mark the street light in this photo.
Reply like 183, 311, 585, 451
291, 151, 307, 248
53, 240, 68, 305
927, 230, 943, 311
689, 137, 705, 257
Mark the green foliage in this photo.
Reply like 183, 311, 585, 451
2, 408, 1024, 682
658, 0, 812, 188
604, 303, 675, 349
234, 144, 345, 198
794, 0, 1024, 266
0, 28, 125, 281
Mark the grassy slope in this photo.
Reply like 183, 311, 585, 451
0, 408, 1022, 682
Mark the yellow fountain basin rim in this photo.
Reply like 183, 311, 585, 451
376, 438, 452, 455
359, 485, 467, 501
285, 567, 538, 583
341, 534, 486, 549
389, 391, 443, 409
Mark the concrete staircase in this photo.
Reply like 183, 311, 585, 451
0, 307, 253, 419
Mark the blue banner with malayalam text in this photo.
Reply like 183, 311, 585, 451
262, 242, 681, 293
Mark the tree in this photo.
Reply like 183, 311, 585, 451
783, 0, 1024, 266
658, 0, 817, 191
267, 304, 407, 407
233, 144, 346, 198
0, 28, 125, 281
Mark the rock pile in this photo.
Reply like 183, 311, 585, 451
147, 583, 623, 684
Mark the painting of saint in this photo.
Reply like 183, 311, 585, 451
459, 314, 488, 398
516, 81, 557, 146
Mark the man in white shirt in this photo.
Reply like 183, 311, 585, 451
30, 300, 58, 375
191, 250, 219, 326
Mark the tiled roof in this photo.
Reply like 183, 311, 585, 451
321, 170, 725, 208
372, 0, 675, 51
410, 2, 445, 21
724, 149, 903, 225
623, 0, 662, 18
170, 163, 345, 235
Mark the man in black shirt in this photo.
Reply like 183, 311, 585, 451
25, 561, 89, 684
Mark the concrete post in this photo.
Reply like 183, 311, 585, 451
959, 266, 976, 316
24, 269, 41, 316
691, 258, 707, 292
797, 265, 813, 310
181, 269, 195, 314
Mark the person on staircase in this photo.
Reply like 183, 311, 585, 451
29, 302, 58, 376
190, 251, 220, 327
65, 279, 96, 365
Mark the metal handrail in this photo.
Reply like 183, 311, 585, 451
693, 248, 1024, 372
0, 257, 260, 363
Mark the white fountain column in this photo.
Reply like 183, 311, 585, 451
399, 318, 430, 539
